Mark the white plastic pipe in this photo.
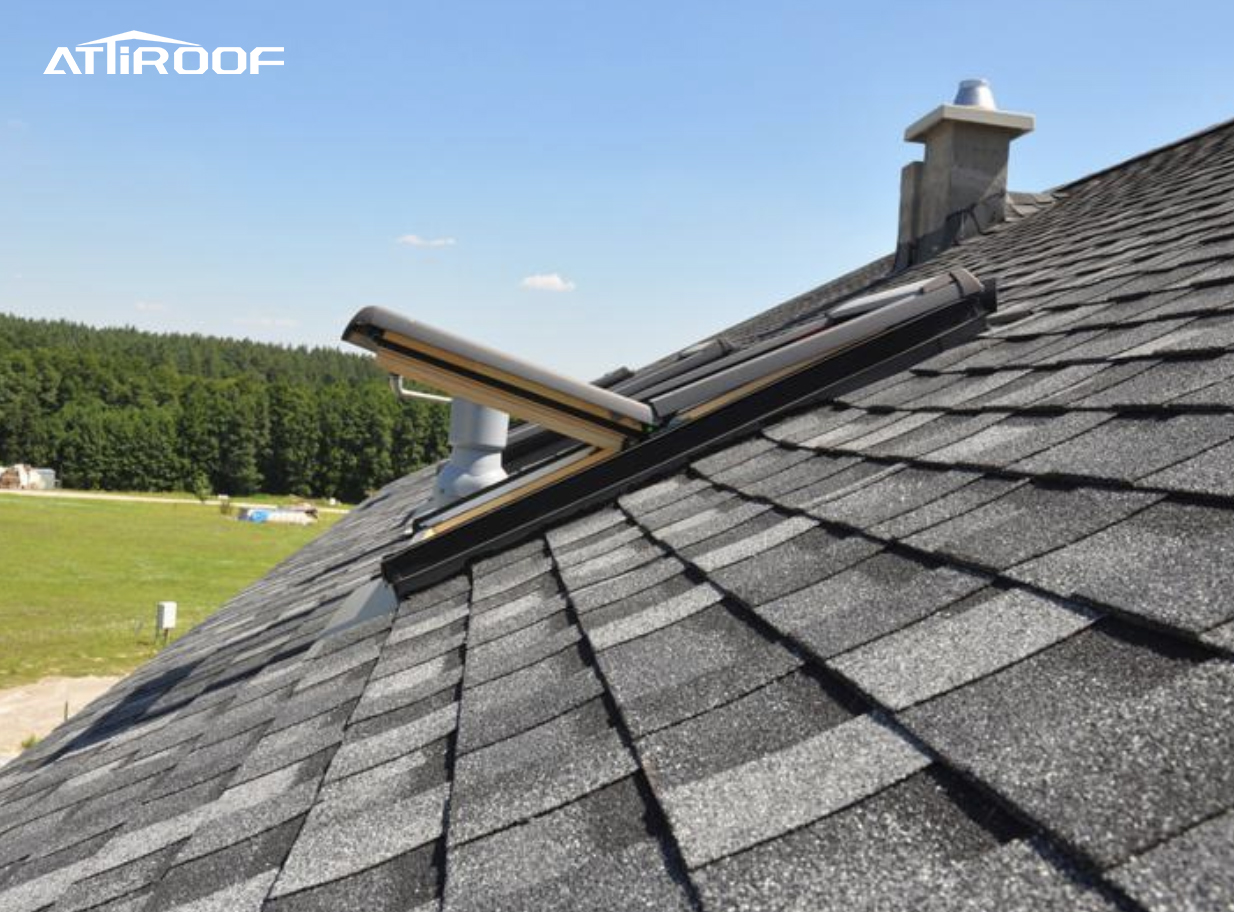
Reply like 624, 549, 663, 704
431, 399, 509, 508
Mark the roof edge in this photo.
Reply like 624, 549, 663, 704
1048, 114, 1234, 194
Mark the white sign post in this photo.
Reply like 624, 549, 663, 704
156, 601, 177, 644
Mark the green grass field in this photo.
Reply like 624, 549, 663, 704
83, 490, 356, 509
0, 495, 342, 689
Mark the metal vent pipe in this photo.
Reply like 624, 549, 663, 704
431, 399, 509, 509
386, 374, 506, 509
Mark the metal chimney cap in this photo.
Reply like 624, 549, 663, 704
954, 78, 997, 110
904, 77, 1034, 142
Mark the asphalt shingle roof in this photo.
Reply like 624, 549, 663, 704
4, 117, 1234, 912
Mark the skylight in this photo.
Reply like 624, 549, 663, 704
342, 266, 994, 593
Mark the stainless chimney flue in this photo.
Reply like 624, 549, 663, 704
953, 77, 996, 109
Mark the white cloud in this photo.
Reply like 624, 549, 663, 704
134, 300, 165, 313
397, 234, 456, 248
520, 273, 576, 293
234, 315, 300, 329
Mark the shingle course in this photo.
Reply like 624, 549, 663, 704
448, 699, 636, 846
659, 714, 929, 868
596, 602, 802, 736
442, 777, 692, 912
904, 483, 1161, 571
1008, 501, 1234, 632
830, 588, 1099, 709
755, 553, 987, 660
902, 627, 1226, 867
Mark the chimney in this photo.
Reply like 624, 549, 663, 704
896, 79, 1034, 267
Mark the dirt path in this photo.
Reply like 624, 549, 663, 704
0, 675, 123, 764
0, 488, 349, 514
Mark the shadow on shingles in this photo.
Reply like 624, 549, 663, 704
37, 663, 200, 767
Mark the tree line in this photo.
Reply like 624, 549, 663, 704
0, 313, 450, 502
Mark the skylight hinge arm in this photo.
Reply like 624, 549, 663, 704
388, 374, 452, 404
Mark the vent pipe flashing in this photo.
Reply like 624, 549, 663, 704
896, 79, 1034, 268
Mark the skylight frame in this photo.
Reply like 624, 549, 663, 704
357, 270, 995, 596
343, 308, 655, 451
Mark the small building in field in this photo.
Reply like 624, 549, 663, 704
0, 465, 56, 491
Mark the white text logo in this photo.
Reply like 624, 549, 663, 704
45, 30, 284, 76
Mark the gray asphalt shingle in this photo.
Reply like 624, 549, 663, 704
456, 646, 603, 753
1110, 809, 1234, 912
904, 484, 1161, 571
806, 464, 983, 530
637, 670, 854, 789
1143, 438, 1234, 497
448, 699, 636, 845
1013, 414, 1234, 482
658, 714, 929, 867
708, 525, 882, 607
596, 602, 802, 736
830, 588, 1099, 709
923, 412, 1112, 468
271, 785, 447, 897
755, 553, 988, 659
443, 777, 692, 912
693, 774, 1118, 912
1009, 501, 1234, 631
903, 629, 1230, 867
585, 582, 723, 651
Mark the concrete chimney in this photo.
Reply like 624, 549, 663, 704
896, 79, 1034, 267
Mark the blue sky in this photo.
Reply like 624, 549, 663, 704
3, 1, 1233, 378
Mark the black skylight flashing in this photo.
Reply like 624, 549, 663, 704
611, 336, 736, 399
413, 446, 598, 529
502, 422, 583, 471
643, 271, 981, 418
380, 280, 996, 598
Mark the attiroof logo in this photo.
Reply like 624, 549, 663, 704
44, 30, 284, 75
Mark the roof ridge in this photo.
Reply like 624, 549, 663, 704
1046, 114, 1234, 194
